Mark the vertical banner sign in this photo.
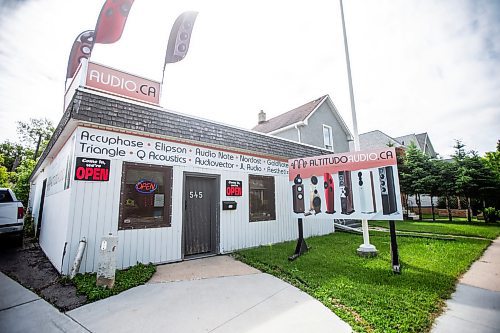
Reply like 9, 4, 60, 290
288, 148, 403, 220
164, 11, 198, 65
66, 30, 95, 79
94, 0, 135, 44
226, 180, 242, 196
74, 157, 110, 181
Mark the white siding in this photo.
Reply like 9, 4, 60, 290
62, 160, 334, 274
39, 189, 71, 272
219, 173, 333, 252
46, 127, 336, 274
38, 136, 75, 272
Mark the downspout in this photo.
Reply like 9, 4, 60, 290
295, 124, 301, 143
70, 238, 87, 278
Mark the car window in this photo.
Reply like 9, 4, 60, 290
0, 190, 14, 203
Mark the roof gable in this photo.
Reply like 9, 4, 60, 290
252, 95, 327, 133
359, 130, 402, 150
415, 133, 427, 149
252, 95, 353, 140
394, 134, 419, 148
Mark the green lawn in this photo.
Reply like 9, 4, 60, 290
236, 232, 491, 333
370, 220, 500, 240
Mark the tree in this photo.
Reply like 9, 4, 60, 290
396, 148, 410, 213
400, 142, 429, 220
0, 141, 33, 171
454, 141, 493, 220
16, 118, 54, 159
12, 158, 36, 207
452, 140, 500, 221
0, 154, 14, 188
436, 160, 457, 222
424, 159, 442, 221
483, 140, 500, 180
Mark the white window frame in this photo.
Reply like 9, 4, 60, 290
322, 124, 334, 151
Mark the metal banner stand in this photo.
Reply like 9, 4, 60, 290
389, 220, 401, 274
289, 218, 309, 261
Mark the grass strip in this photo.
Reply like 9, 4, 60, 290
73, 262, 156, 302
370, 220, 500, 239
236, 232, 491, 333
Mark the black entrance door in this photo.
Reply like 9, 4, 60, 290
184, 175, 218, 257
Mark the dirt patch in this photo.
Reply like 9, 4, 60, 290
0, 235, 87, 311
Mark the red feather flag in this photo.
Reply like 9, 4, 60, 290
66, 30, 95, 79
94, 0, 135, 44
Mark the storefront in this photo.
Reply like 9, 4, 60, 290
29, 80, 333, 275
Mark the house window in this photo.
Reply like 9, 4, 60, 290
249, 175, 276, 222
119, 163, 172, 230
323, 124, 334, 150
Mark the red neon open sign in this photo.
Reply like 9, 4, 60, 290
135, 180, 157, 194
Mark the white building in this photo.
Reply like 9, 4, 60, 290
29, 65, 336, 274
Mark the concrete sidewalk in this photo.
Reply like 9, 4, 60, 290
0, 272, 88, 333
431, 237, 500, 333
1, 256, 352, 333
68, 256, 352, 332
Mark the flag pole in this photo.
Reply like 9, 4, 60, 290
339, 0, 377, 257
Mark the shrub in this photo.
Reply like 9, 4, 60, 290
483, 207, 499, 223
23, 211, 35, 238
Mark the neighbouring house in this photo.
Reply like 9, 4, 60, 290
252, 95, 353, 153
358, 130, 438, 212
358, 130, 437, 158
394, 133, 437, 158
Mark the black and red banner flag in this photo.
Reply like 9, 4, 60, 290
94, 0, 135, 44
66, 30, 94, 79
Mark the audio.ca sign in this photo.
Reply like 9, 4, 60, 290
288, 148, 403, 220
86, 62, 160, 104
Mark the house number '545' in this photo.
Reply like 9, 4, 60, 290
189, 191, 203, 199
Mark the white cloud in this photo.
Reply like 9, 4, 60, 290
0, 0, 498, 157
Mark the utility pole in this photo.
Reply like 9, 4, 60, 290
339, 0, 377, 257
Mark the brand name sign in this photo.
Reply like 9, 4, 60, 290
86, 62, 160, 104
76, 128, 289, 176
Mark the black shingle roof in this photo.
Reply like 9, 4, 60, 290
32, 90, 330, 179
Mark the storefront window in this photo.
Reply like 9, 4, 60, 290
119, 163, 172, 230
249, 175, 276, 222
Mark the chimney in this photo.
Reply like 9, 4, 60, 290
258, 110, 266, 124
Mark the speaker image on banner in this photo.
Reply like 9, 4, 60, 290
357, 170, 377, 214
164, 11, 199, 65
292, 174, 305, 213
324, 172, 335, 214
379, 166, 398, 215
307, 175, 321, 215
339, 171, 355, 215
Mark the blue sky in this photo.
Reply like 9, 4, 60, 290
0, 0, 498, 157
